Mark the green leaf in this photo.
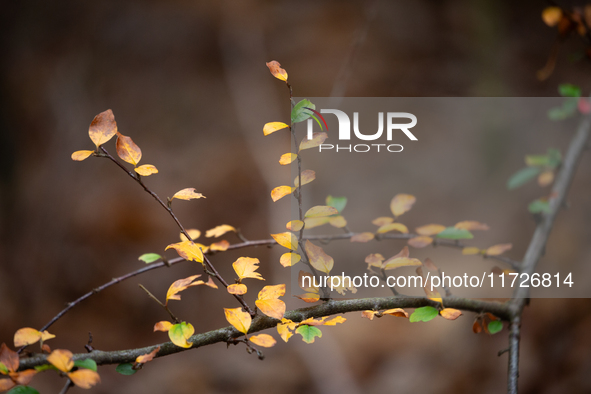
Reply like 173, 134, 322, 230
546, 148, 561, 168
0, 362, 8, 374
435, 227, 473, 240
7, 387, 40, 394
558, 83, 581, 97
488, 320, 503, 334
326, 196, 347, 213
524, 154, 549, 167
295, 325, 322, 344
409, 306, 439, 322
548, 97, 578, 120
34, 364, 57, 372
507, 167, 542, 190
138, 253, 162, 264
74, 359, 97, 371
291, 99, 315, 123
528, 199, 551, 214
115, 363, 137, 375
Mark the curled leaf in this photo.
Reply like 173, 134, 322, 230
166, 275, 203, 305
440, 308, 462, 320
165, 240, 204, 263
135, 347, 160, 364
377, 222, 409, 234
266, 60, 288, 81
168, 322, 194, 348
154, 321, 173, 332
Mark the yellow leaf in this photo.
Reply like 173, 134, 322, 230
14, 328, 55, 347
257, 284, 286, 300
47, 349, 74, 373
135, 346, 160, 364
165, 240, 204, 263
350, 232, 375, 243
486, 243, 512, 256
295, 293, 320, 303
322, 316, 346, 326
415, 224, 446, 236
407, 236, 433, 248
542, 6, 562, 27
209, 240, 230, 251
166, 275, 203, 304
382, 308, 409, 318
256, 285, 286, 319
232, 257, 264, 280
280, 252, 301, 267
365, 253, 385, 268
116, 133, 142, 166
71, 150, 94, 161
304, 217, 330, 229
286, 220, 304, 231
68, 369, 101, 389
305, 205, 338, 218
372, 217, 393, 226
88, 109, 117, 148
227, 284, 247, 295
249, 334, 276, 348
205, 224, 236, 238
263, 122, 289, 136
377, 222, 409, 234
277, 321, 295, 342
454, 221, 490, 231
383, 257, 422, 270
329, 215, 347, 228
390, 194, 416, 217
172, 188, 206, 201
462, 247, 481, 255
168, 322, 194, 348
440, 308, 462, 320
224, 308, 252, 334
279, 153, 297, 165
154, 321, 173, 332
266, 60, 288, 81
294, 170, 316, 187
135, 164, 158, 176
299, 132, 328, 151
362, 310, 377, 320
271, 232, 298, 251
299, 316, 345, 326
538, 171, 554, 187
305, 240, 334, 274
271, 186, 295, 202
180, 229, 201, 242
202, 276, 218, 289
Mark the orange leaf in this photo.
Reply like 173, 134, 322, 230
233, 257, 264, 280
473, 320, 483, 334
266, 60, 288, 81
14, 328, 55, 347
294, 170, 315, 187
227, 284, 247, 295
305, 240, 334, 274
279, 153, 297, 165
415, 224, 446, 236
88, 109, 117, 148
12, 369, 37, 386
68, 369, 101, 389
256, 285, 286, 320
257, 284, 286, 300
440, 308, 462, 320
0, 380, 15, 392
280, 252, 301, 267
407, 236, 433, 248
486, 243, 513, 256
135, 346, 160, 364
47, 349, 74, 373
135, 164, 158, 176
271, 232, 298, 251
205, 224, 236, 238
172, 188, 206, 201
365, 253, 385, 268
390, 194, 416, 217
271, 186, 295, 202
382, 308, 409, 318
165, 240, 204, 263
295, 293, 320, 303
224, 308, 252, 334
249, 334, 276, 348
299, 132, 328, 151
538, 171, 554, 187
372, 217, 393, 226
116, 134, 142, 166
350, 232, 375, 243
542, 6, 563, 27
361, 310, 377, 320
454, 221, 490, 231
0, 343, 19, 372
71, 150, 94, 161
166, 275, 203, 304
209, 240, 230, 251
154, 321, 173, 332
180, 229, 201, 241
263, 122, 289, 136
305, 205, 338, 218
286, 220, 304, 231
377, 222, 408, 234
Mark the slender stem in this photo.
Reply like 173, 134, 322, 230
138, 284, 179, 323
58, 379, 74, 394
507, 316, 521, 394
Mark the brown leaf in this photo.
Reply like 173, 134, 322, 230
486, 243, 513, 256
407, 236, 433, 248
294, 170, 316, 187
88, 109, 117, 148
135, 346, 160, 364
299, 132, 328, 151
266, 60, 288, 81
440, 308, 462, 320
350, 232, 375, 243
0, 343, 19, 372
116, 134, 142, 166
382, 308, 409, 318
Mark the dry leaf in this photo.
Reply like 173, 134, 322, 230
47, 349, 74, 373
68, 369, 101, 389
440, 308, 462, 320
390, 194, 416, 217
71, 150, 94, 161
266, 60, 288, 81
205, 224, 236, 238
271, 186, 295, 202
299, 132, 328, 151
88, 109, 117, 148
263, 122, 289, 136
279, 153, 297, 165
116, 133, 142, 166
249, 334, 276, 348
407, 236, 433, 248
233, 257, 264, 281
350, 232, 375, 243
224, 308, 252, 334
172, 188, 206, 201
135, 346, 160, 364
165, 240, 204, 263
166, 275, 203, 304
305, 240, 334, 274
227, 284, 247, 295
135, 164, 158, 176
294, 170, 316, 187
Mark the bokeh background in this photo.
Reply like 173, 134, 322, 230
1, 1, 591, 393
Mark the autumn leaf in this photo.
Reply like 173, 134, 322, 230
361, 310, 378, 320
249, 334, 276, 348
209, 240, 230, 252
205, 224, 236, 238
135, 347, 160, 364
71, 150, 94, 161
542, 6, 563, 27
486, 243, 513, 256
351, 232, 375, 243
68, 369, 101, 389
440, 308, 462, 320
116, 133, 142, 166
266, 60, 288, 81
329, 216, 347, 228
271, 186, 295, 202
153, 321, 173, 332
279, 252, 301, 267
538, 170, 554, 187
382, 247, 421, 270
172, 188, 206, 201
382, 308, 409, 318
296, 325, 322, 344
263, 122, 289, 136
233, 257, 264, 280
256, 284, 286, 320
135, 164, 158, 176
279, 153, 297, 165
286, 220, 304, 231
454, 221, 489, 231
462, 247, 481, 255
14, 328, 55, 347
372, 217, 393, 226
165, 240, 204, 263
271, 232, 298, 250
365, 253, 385, 268
227, 284, 247, 295
377, 222, 409, 234
305, 205, 338, 218
168, 322, 194, 348
224, 308, 252, 335
407, 236, 433, 248
390, 194, 416, 217
277, 319, 297, 342
304, 217, 330, 229
166, 275, 203, 305
294, 170, 315, 187
180, 229, 201, 241
415, 224, 446, 236
47, 349, 74, 373
0, 343, 19, 373
88, 109, 117, 148
305, 240, 334, 274
299, 132, 328, 151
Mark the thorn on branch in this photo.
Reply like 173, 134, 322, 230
85, 332, 94, 353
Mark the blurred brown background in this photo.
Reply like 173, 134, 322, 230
1, 0, 591, 393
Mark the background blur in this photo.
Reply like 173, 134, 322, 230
1, 1, 591, 393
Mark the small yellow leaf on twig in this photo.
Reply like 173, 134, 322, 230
172, 188, 206, 201
71, 150, 94, 161
263, 122, 289, 136
135, 164, 158, 176
116, 133, 142, 166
